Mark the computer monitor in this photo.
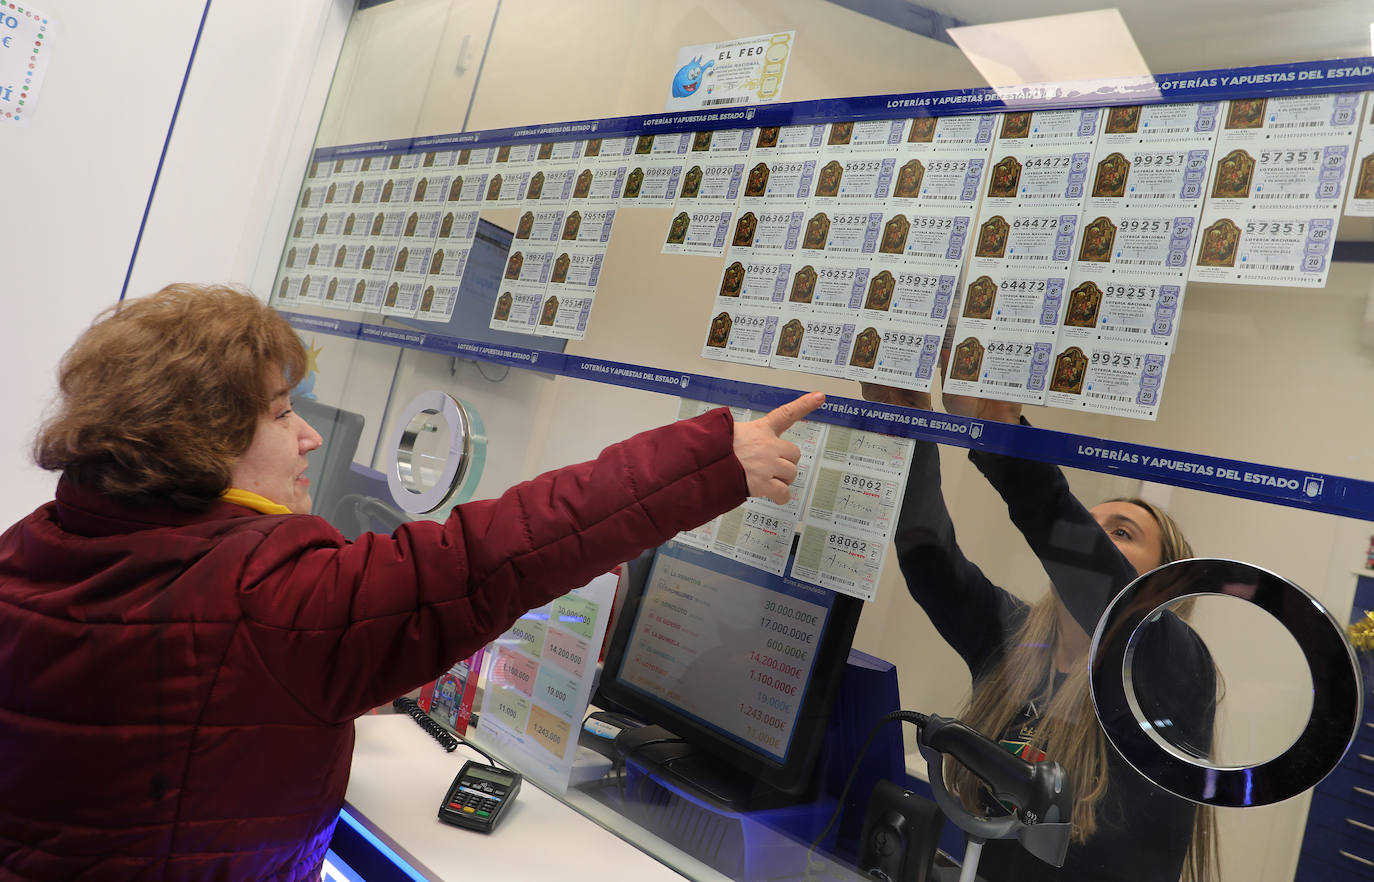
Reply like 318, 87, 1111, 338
595, 540, 862, 807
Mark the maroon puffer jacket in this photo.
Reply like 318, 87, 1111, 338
0, 409, 745, 881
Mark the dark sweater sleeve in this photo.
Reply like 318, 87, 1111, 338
967, 438, 1140, 638
893, 439, 1027, 677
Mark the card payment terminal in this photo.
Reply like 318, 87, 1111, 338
437, 761, 522, 833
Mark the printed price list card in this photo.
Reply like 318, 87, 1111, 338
476, 571, 618, 793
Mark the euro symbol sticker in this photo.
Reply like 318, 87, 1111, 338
1, 37, 12, 48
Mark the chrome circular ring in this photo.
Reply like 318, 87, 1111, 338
1090, 557, 1362, 807
385, 391, 472, 514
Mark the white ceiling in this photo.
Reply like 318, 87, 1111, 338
856, 0, 1373, 77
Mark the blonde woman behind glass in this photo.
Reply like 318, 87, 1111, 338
861, 382, 1217, 882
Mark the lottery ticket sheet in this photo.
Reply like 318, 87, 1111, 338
279, 148, 502, 323
522, 140, 583, 208
489, 242, 554, 334
483, 147, 532, 206
660, 129, 751, 246
532, 207, 615, 340
620, 133, 689, 206
699, 113, 994, 393
1041, 103, 1220, 417
663, 207, 735, 257
674, 399, 914, 602
568, 159, 627, 206
942, 108, 1102, 405
713, 417, 826, 576
672, 400, 817, 576
1191, 92, 1363, 288
673, 157, 747, 207
941, 105, 1224, 419
689, 128, 755, 157
413, 185, 483, 322
854, 115, 995, 390
789, 424, 914, 601
750, 122, 827, 156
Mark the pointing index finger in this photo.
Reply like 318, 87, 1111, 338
762, 392, 825, 434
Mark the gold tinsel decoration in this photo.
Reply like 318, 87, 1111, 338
1349, 610, 1374, 652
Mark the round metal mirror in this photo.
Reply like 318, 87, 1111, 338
385, 391, 485, 514
1090, 558, 1362, 807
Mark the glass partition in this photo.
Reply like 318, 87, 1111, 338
249, 2, 1374, 880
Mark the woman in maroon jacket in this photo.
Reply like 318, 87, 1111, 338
0, 284, 823, 881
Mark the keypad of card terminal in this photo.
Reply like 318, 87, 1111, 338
436, 760, 521, 833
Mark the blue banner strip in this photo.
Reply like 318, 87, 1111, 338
282, 311, 1374, 521
311, 56, 1374, 159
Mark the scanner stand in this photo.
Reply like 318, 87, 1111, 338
915, 713, 1074, 882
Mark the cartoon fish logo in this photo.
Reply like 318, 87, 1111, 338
671, 56, 715, 98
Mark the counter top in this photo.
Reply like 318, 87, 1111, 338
345, 714, 692, 881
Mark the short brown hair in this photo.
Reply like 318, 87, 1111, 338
34, 284, 307, 511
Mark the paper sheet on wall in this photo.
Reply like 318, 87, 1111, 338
1190, 93, 1363, 288
0, 5, 53, 125
474, 570, 618, 794
673, 399, 912, 602
274, 153, 485, 322
942, 108, 1102, 406
1044, 101, 1221, 419
620, 132, 689, 206
939, 105, 1222, 420
788, 426, 913, 600
702, 115, 993, 392
664, 31, 794, 112
531, 207, 614, 340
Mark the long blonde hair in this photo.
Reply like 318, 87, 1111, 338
947, 498, 1218, 882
